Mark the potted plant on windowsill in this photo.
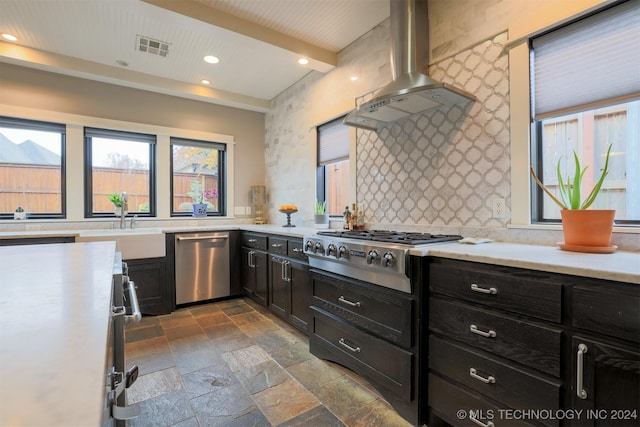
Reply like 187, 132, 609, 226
530, 144, 615, 253
14, 206, 26, 220
180, 178, 218, 217
109, 193, 126, 216
314, 200, 329, 229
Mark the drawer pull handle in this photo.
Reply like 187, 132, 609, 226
271, 243, 283, 248
470, 324, 496, 338
470, 416, 495, 427
338, 296, 361, 307
292, 248, 303, 253
339, 338, 361, 353
471, 283, 498, 295
248, 239, 257, 243
577, 343, 588, 400
469, 368, 496, 384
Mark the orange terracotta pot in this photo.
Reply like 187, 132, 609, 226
560, 209, 615, 247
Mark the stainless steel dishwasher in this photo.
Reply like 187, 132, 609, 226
175, 232, 230, 304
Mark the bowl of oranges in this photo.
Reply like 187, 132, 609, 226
278, 204, 298, 213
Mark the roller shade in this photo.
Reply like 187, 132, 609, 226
318, 117, 349, 166
531, 0, 640, 119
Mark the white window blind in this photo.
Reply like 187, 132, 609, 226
318, 117, 349, 166
531, 0, 640, 119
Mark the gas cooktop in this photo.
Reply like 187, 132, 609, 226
316, 230, 462, 245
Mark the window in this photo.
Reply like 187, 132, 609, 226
530, 1, 639, 224
317, 117, 350, 216
85, 128, 156, 217
0, 117, 66, 219
170, 137, 225, 216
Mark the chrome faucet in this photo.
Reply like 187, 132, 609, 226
119, 192, 128, 229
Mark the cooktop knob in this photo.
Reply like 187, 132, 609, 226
326, 243, 337, 256
305, 240, 315, 252
382, 252, 396, 268
337, 246, 348, 259
366, 250, 379, 265
314, 241, 324, 254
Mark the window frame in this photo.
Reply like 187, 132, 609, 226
316, 116, 350, 217
84, 127, 157, 218
516, 0, 640, 228
169, 137, 227, 217
0, 116, 66, 220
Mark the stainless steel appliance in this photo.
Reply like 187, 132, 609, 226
104, 257, 142, 426
175, 232, 230, 304
304, 229, 462, 426
303, 230, 462, 293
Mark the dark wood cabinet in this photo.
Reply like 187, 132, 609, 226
427, 257, 640, 427
570, 336, 640, 427
125, 257, 171, 315
266, 234, 311, 334
241, 246, 268, 306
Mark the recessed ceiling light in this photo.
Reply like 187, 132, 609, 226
2, 33, 17, 41
204, 55, 219, 64
201, 79, 210, 85
298, 58, 309, 65
350, 76, 358, 81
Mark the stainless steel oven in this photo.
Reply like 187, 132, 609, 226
103, 257, 142, 426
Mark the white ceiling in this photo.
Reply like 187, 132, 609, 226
0, 0, 390, 112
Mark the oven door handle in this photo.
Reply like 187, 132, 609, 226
125, 280, 142, 324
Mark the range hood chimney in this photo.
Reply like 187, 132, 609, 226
344, 0, 475, 131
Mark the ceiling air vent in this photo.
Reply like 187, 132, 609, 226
136, 35, 170, 57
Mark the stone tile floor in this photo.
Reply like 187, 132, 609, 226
125, 297, 412, 427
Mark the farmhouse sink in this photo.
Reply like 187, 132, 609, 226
76, 229, 165, 259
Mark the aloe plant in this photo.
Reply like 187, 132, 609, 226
530, 144, 612, 210
314, 200, 327, 215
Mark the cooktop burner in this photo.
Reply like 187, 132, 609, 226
316, 230, 462, 245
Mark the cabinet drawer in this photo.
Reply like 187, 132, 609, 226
429, 258, 562, 323
311, 270, 413, 349
287, 238, 307, 261
429, 374, 537, 427
573, 284, 640, 343
242, 233, 267, 250
310, 307, 412, 400
430, 298, 561, 377
268, 236, 288, 254
430, 336, 560, 427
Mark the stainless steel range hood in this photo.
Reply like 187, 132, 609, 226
344, 0, 476, 131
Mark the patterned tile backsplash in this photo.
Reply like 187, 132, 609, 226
357, 32, 510, 228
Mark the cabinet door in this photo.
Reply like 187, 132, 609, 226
571, 336, 640, 427
240, 247, 256, 296
269, 256, 288, 320
253, 250, 268, 306
289, 260, 311, 333
126, 258, 170, 315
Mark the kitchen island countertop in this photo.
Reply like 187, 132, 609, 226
0, 241, 116, 426
411, 241, 640, 284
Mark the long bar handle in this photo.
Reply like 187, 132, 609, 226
471, 283, 498, 295
125, 279, 142, 324
469, 416, 495, 427
339, 338, 361, 353
177, 235, 228, 242
470, 324, 496, 338
577, 343, 588, 399
338, 296, 361, 307
469, 368, 496, 384
247, 251, 255, 268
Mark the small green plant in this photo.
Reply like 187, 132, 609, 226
15, 206, 24, 213
314, 200, 327, 215
530, 144, 612, 210
108, 193, 122, 207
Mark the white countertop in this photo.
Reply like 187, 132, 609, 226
0, 241, 116, 426
409, 241, 640, 284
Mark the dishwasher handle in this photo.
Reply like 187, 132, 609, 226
176, 235, 229, 242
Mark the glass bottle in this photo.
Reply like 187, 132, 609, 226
343, 206, 351, 230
